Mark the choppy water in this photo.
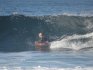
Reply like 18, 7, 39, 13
0, 50, 93, 70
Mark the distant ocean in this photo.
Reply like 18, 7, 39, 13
0, 0, 93, 70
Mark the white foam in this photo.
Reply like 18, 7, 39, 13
0, 66, 22, 70
0, 66, 93, 70
62, 11, 93, 17
84, 19, 93, 30
50, 32, 93, 51
33, 66, 93, 70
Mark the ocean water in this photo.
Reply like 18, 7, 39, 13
0, 50, 93, 70
0, 0, 93, 16
0, 0, 93, 70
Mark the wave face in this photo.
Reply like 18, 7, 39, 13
0, 15, 93, 52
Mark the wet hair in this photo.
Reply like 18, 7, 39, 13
39, 32, 44, 35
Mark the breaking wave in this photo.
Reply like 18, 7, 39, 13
50, 32, 93, 51
0, 14, 93, 52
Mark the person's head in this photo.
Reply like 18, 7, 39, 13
38, 32, 44, 38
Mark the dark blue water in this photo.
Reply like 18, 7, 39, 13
0, 0, 93, 16
0, 0, 93, 70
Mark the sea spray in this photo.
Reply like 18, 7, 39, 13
50, 32, 93, 51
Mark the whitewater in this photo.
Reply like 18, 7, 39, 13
50, 32, 93, 51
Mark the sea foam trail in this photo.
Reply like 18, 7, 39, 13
0, 66, 93, 70
50, 32, 93, 51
